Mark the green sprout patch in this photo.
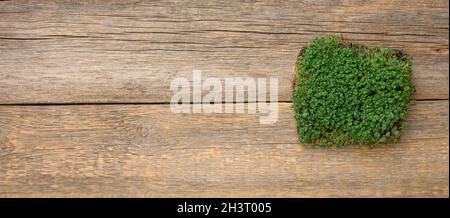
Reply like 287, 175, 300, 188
293, 36, 415, 147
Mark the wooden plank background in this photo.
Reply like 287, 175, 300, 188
0, 101, 448, 197
0, 0, 448, 103
0, 0, 448, 197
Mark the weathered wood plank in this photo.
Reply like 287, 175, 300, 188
0, 101, 448, 197
0, 0, 448, 104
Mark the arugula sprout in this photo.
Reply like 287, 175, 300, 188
293, 36, 415, 147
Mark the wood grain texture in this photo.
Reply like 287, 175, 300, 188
0, 0, 448, 104
0, 0, 448, 198
0, 101, 448, 197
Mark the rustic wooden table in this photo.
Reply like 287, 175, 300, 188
0, 0, 448, 197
